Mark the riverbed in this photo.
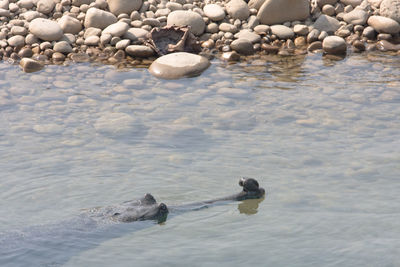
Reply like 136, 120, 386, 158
0, 51, 399, 266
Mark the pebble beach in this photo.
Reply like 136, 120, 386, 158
1, 0, 400, 78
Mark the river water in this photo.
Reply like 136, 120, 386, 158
0, 51, 399, 266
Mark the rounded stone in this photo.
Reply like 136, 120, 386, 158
125, 45, 154, 57
107, 0, 142, 16
37, 0, 55, 14
53, 41, 73, 54
20, 58, 44, 73
230, 38, 254, 55
226, 0, 250, 20
312, 14, 341, 34
322, 35, 347, 54
203, 4, 225, 21
367, 15, 400, 34
18, 47, 33, 58
167, 10, 205, 36
84, 35, 100, 45
149, 52, 210, 79
270, 25, 295, 39
84, 7, 117, 30
293, 24, 309, 35
58, 15, 82, 34
29, 18, 63, 41
103, 21, 129, 37
7, 35, 25, 47
123, 28, 148, 42
234, 29, 261, 43
343, 9, 368, 25
257, 0, 310, 25
11, 26, 28, 36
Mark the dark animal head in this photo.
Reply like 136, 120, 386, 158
238, 177, 265, 200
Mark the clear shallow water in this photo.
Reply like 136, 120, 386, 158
0, 52, 399, 266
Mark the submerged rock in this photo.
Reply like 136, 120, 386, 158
149, 52, 210, 79
20, 58, 44, 73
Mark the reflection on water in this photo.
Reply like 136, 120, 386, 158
0, 51, 399, 266
238, 197, 265, 215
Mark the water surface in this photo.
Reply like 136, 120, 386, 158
0, 52, 399, 266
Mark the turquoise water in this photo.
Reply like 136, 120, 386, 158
0, 52, 399, 266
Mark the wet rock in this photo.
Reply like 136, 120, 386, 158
53, 41, 73, 54
107, 0, 142, 16
352, 40, 365, 52
84, 7, 117, 29
20, 58, 44, 73
58, 15, 82, 34
270, 25, 295, 39
7, 35, 25, 47
226, 0, 250, 20
367, 16, 400, 34
294, 36, 307, 46
362, 26, 376, 39
380, 0, 400, 23
167, 10, 205, 36
52, 52, 65, 61
18, 47, 33, 58
103, 21, 129, 37
261, 43, 279, 53
308, 41, 323, 51
29, 18, 63, 41
376, 40, 400, 51
230, 38, 254, 55
149, 52, 210, 79
125, 45, 154, 57
343, 8, 368, 25
313, 14, 341, 34
322, 35, 347, 54
203, 4, 225, 21
221, 51, 240, 61
257, 0, 309, 25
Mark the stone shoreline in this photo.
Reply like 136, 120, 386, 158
0, 0, 400, 77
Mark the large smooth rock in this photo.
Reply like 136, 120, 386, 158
367, 15, 400, 34
29, 18, 63, 41
322, 35, 347, 54
226, 0, 250, 20
380, 0, 400, 23
270, 25, 294, 39
257, 0, 309, 25
58, 15, 82, 34
107, 0, 142, 16
125, 45, 154, 57
123, 28, 149, 41
36, 0, 54, 14
343, 8, 368, 25
20, 58, 44, 73
103, 21, 129, 37
248, 0, 265, 10
167, 10, 205, 36
149, 52, 210, 79
313, 14, 341, 34
203, 4, 225, 21
84, 7, 117, 30
72, 0, 94, 6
